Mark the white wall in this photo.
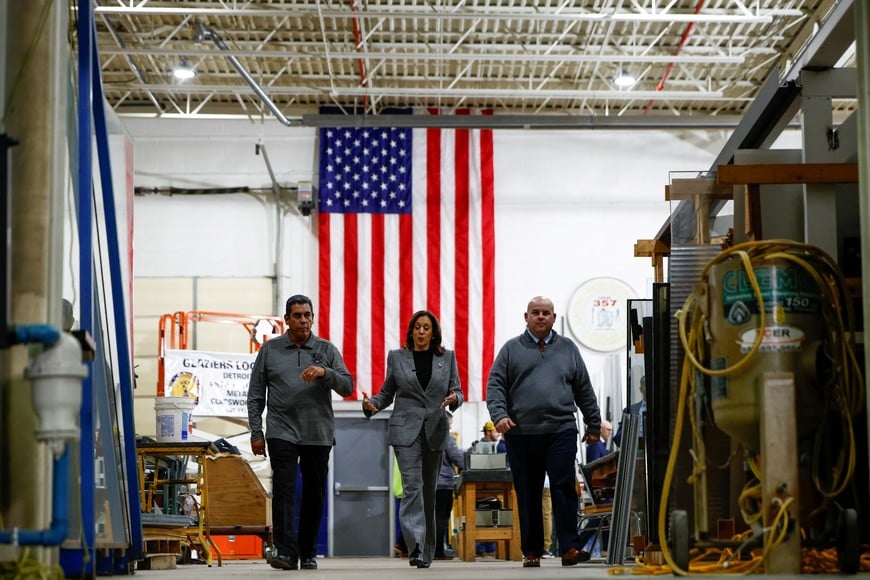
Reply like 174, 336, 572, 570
123, 117, 729, 448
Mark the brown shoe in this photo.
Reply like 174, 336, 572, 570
523, 555, 541, 568
561, 547, 591, 566
269, 555, 298, 570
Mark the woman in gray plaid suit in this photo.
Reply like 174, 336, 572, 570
363, 310, 463, 568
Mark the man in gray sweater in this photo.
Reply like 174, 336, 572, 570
486, 296, 601, 568
247, 294, 354, 571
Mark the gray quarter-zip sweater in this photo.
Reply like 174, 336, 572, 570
486, 331, 601, 436
247, 333, 354, 445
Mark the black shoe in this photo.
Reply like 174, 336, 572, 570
301, 557, 317, 570
409, 549, 428, 568
269, 555, 298, 570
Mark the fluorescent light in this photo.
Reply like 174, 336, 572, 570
173, 60, 195, 80
614, 70, 635, 88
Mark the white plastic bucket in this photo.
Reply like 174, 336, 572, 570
154, 397, 196, 442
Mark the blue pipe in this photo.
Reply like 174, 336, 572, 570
11, 324, 60, 347
0, 445, 70, 545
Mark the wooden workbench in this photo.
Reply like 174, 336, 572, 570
204, 453, 272, 550
454, 470, 521, 562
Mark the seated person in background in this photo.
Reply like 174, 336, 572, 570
471, 420, 507, 453
613, 377, 646, 448
585, 420, 612, 462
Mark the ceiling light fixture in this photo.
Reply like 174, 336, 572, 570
173, 59, 195, 80
614, 69, 636, 88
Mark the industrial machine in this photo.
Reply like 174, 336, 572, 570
464, 441, 508, 470
660, 240, 865, 575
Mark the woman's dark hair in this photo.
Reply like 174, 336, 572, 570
286, 294, 313, 315
404, 310, 445, 355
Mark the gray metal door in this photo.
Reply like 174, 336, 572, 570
331, 416, 391, 556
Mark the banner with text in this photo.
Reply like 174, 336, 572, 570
164, 349, 256, 417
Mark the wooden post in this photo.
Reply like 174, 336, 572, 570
634, 239, 670, 283
744, 183, 762, 240
759, 372, 801, 574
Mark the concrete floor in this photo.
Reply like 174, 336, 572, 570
133, 556, 870, 579
137, 557, 614, 579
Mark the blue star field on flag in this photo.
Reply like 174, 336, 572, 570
318, 127, 414, 214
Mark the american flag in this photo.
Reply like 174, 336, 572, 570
316, 113, 495, 402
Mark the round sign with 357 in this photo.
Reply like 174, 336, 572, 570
566, 277, 637, 352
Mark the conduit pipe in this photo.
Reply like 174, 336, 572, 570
0, 331, 87, 546
6, 324, 60, 348
256, 142, 290, 315
0, 135, 17, 350
0, 446, 71, 546
24, 333, 88, 453
347, 0, 370, 111
195, 20, 302, 127
643, 0, 705, 114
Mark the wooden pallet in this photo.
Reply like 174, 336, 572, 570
139, 528, 184, 570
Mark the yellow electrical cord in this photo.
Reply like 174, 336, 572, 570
655, 323, 695, 576
677, 249, 767, 378
0, 547, 64, 580
736, 480, 762, 525
649, 239, 865, 576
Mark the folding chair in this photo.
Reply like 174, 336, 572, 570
577, 460, 614, 555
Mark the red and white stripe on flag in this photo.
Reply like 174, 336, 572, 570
317, 111, 495, 402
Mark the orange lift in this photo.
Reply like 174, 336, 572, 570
157, 311, 285, 396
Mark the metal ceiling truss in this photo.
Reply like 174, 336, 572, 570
85, 0, 853, 124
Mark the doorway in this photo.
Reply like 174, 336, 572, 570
331, 415, 391, 556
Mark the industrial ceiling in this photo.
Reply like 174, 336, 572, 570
89, 0, 855, 125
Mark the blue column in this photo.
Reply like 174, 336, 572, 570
61, 0, 95, 574
90, 35, 144, 564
